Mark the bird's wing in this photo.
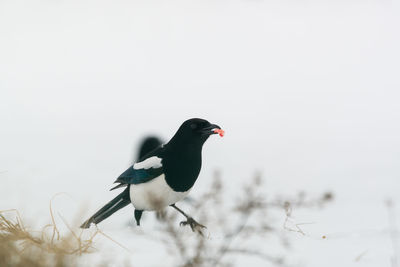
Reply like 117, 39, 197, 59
110, 155, 164, 190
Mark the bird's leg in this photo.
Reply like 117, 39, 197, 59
170, 204, 206, 234
134, 209, 143, 226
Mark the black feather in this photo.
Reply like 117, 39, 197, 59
80, 188, 130, 228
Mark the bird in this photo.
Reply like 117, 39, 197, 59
136, 136, 163, 162
80, 118, 224, 231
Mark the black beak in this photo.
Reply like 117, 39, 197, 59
200, 123, 222, 135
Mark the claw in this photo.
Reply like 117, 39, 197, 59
179, 217, 206, 235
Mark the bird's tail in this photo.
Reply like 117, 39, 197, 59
80, 188, 130, 228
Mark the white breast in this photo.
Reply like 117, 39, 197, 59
129, 174, 190, 211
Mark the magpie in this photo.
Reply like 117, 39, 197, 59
136, 136, 163, 161
80, 118, 224, 231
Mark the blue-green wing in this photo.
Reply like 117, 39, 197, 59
115, 165, 164, 185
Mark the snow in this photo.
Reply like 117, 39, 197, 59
1, 0, 399, 266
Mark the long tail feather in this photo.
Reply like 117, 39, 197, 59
80, 188, 130, 228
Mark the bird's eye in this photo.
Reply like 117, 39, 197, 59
190, 123, 197, 129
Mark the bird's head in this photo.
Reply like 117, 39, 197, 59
169, 118, 224, 147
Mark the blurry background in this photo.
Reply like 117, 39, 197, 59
0, 0, 399, 266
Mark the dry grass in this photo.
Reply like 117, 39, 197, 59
0, 203, 99, 267
1, 173, 333, 267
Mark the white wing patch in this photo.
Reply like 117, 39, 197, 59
133, 156, 162, 170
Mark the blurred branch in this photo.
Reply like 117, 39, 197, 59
154, 172, 333, 267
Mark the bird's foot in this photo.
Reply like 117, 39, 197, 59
179, 217, 206, 235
